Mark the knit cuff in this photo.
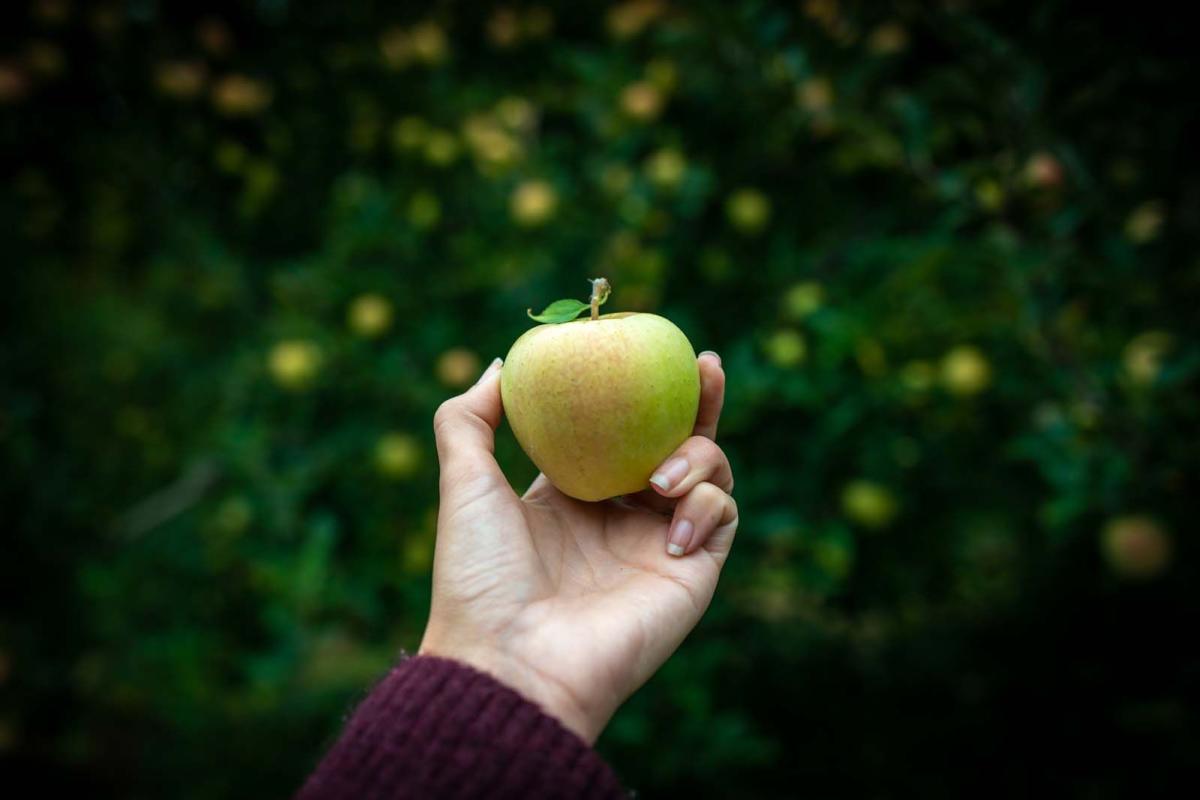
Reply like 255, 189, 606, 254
297, 655, 626, 800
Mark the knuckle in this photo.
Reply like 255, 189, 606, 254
433, 399, 460, 436
691, 481, 737, 526
692, 480, 726, 506
685, 437, 733, 489
726, 494, 739, 524
686, 435, 721, 462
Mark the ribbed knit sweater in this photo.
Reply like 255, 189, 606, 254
296, 655, 627, 799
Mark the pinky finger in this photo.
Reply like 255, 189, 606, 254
666, 481, 738, 559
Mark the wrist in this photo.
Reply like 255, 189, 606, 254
418, 633, 606, 744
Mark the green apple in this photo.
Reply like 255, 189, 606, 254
501, 311, 700, 502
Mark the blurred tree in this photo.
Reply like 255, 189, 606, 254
2, 1, 1198, 797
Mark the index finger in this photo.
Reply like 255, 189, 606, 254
692, 351, 725, 441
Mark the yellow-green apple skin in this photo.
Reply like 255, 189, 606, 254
501, 312, 700, 502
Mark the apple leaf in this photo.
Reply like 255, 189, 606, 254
527, 298, 591, 323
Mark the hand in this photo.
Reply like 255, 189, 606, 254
419, 352, 737, 743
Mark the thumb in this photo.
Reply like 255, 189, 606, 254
433, 357, 509, 499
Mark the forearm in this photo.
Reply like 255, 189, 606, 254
296, 655, 626, 800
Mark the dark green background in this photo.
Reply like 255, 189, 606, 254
3, 1, 1198, 796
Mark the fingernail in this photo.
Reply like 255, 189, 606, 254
666, 519, 694, 557
649, 457, 689, 492
699, 350, 721, 365
475, 357, 502, 385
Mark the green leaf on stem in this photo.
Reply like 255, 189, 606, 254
527, 298, 591, 323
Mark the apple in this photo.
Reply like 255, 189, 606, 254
1102, 516, 1172, 580
375, 432, 421, 480
268, 340, 321, 390
501, 309, 700, 502
620, 80, 664, 121
348, 293, 394, 338
510, 180, 558, 227
1122, 330, 1171, 386
725, 188, 771, 234
436, 347, 482, 388
763, 329, 806, 367
940, 345, 991, 396
841, 480, 898, 529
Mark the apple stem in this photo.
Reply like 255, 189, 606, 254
589, 277, 611, 321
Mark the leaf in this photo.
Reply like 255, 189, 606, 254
527, 298, 590, 323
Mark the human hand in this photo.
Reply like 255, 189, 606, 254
419, 352, 737, 743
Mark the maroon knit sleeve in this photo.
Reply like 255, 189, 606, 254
295, 655, 627, 800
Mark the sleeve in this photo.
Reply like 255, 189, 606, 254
295, 654, 628, 800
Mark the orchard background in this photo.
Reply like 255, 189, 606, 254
3, 1, 1198, 796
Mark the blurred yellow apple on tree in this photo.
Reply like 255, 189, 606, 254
1102, 516, 1171, 580
269, 340, 321, 390
841, 480, 898, 529
782, 281, 823, 320
1122, 330, 1171, 385
726, 187, 771, 234
501, 278, 700, 501
941, 345, 991, 396
375, 432, 421, 479
645, 147, 686, 190
1125, 200, 1164, 243
764, 329, 806, 367
1023, 151, 1064, 189
619, 80, 664, 121
348, 293, 393, 338
437, 347, 481, 388
510, 179, 558, 227
211, 74, 271, 117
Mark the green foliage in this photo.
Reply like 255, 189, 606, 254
2, 1, 1198, 797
